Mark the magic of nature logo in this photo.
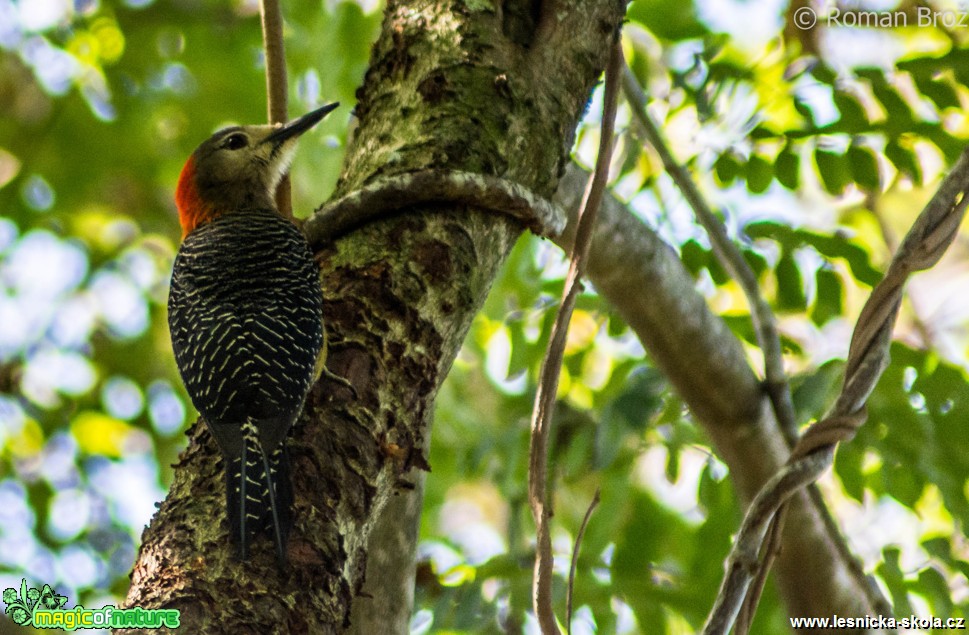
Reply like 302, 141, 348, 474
3, 578, 180, 630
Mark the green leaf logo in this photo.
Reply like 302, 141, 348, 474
2, 579, 69, 627
39, 584, 68, 611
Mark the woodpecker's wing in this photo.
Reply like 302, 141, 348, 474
168, 208, 324, 456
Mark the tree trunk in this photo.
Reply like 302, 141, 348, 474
121, 2, 627, 632
346, 473, 424, 634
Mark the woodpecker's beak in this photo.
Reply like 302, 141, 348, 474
263, 102, 339, 148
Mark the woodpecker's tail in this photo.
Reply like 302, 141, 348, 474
226, 425, 292, 564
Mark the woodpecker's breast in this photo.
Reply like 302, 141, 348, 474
168, 208, 324, 452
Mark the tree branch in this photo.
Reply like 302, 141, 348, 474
346, 474, 425, 635
259, 0, 292, 218
703, 450, 832, 634
528, 40, 622, 635
567, 488, 600, 635
305, 170, 566, 247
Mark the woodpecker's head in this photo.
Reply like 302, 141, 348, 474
175, 102, 338, 237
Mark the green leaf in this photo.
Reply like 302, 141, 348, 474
680, 240, 728, 283
912, 74, 959, 111
741, 248, 768, 276
917, 567, 954, 616
878, 547, 914, 616
665, 445, 680, 481
721, 315, 757, 346
920, 537, 952, 563
792, 97, 816, 125
774, 145, 800, 190
606, 312, 628, 337
627, 0, 708, 40
814, 148, 850, 195
870, 81, 916, 132
885, 140, 922, 184
714, 152, 742, 186
811, 267, 842, 326
792, 359, 844, 424
832, 91, 868, 130
680, 240, 710, 278
775, 250, 806, 311
745, 153, 773, 194
834, 438, 865, 502
810, 62, 838, 84
884, 450, 924, 507
744, 221, 882, 286
607, 367, 665, 434
847, 143, 880, 191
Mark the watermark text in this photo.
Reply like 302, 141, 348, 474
790, 614, 966, 630
794, 5, 969, 30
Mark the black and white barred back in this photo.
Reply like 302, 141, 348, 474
168, 207, 323, 554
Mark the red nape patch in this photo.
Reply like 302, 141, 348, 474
175, 155, 217, 238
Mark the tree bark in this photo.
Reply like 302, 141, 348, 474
121, 2, 627, 632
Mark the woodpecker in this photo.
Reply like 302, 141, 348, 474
168, 103, 338, 563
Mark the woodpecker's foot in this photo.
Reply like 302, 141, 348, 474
323, 367, 358, 399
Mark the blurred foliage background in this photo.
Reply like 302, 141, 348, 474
1, 0, 969, 633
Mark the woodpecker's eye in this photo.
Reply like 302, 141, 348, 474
223, 133, 248, 150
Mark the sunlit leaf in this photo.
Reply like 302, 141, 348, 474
832, 91, 868, 131
628, 0, 707, 40
774, 250, 806, 311
814, 147, 850, 195
774, 144, 799, 190
811, 266, 842, 326
744, 221, 882, 286
885, 139, 922, 184
713, 151, 742, 186
847, 143, 880, 191
70, 411, 132, 458
745, 153, 772, 194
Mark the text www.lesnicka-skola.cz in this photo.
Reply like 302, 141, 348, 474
790, 615, 966, 630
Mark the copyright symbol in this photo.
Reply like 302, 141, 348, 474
793, 6, 817, 29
